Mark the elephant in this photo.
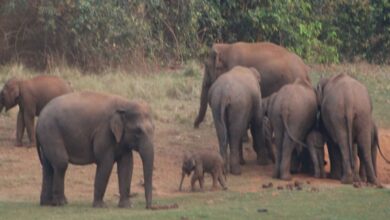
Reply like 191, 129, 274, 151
0, 75, 72, 147
208, 66, 268, 175
305, 128, 326, 178
316, 73, 378, 184
194, 41, 310, 130
179, 151, 227, 191
264, 79, 317, 180
35, 91, 154, 208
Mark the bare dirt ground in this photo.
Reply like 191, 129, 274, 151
0, 107, 389, 204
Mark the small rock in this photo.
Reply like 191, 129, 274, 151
257, 208, 268, 213
294, 181, 303, 187
262, 182, 273, 189
306, 180, 311, 185
277, 186, 284, 190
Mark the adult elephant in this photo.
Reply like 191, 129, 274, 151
317, 73, 377, 184
194, 42, 310, 129
208, 66, 267, 175
264, 79, 317, 180
36, 92, 154, 208
0, 75, 72, 146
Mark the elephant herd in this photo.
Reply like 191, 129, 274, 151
194, 42, 389, 186
0, 41, 388, 210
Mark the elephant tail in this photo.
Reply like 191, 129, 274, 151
375, 127, 390, 164
36, 133, 44, 165
219, 98, 229, 151
281, 111, 307, 150
344, 113, 354, 170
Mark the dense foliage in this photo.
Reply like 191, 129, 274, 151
0, 0, 389, 70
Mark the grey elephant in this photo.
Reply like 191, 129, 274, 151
208, 66, 268, 175
194, 41, 310, 131
179, 151, 227, 191
305, 128, 326, 178
264, 79, 317, 180
0, 75, 72, 146
36, 91, 154, 208
317, 73, 377, 184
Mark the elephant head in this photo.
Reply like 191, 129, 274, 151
194, 45, 229, 128
1, 77, 21, 111
181, 153, 196, 175
110, 103, 154, 208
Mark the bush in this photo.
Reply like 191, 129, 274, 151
0, 0, 390, 71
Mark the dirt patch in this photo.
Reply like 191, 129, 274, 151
0, 112, 389, 203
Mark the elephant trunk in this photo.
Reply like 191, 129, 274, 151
178, 172, 185, 191
139, 139, 154, 209
194, 72, 210, 128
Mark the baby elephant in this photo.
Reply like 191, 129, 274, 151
305, 129, 326, 178
179, 151, 227, 191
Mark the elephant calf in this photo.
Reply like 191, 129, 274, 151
179, 151, 227, 191
305, 129, 326, 178
0, 75, 72, 147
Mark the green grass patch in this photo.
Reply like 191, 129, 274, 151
1, 187, 389, 220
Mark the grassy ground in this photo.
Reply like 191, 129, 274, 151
0, 187, 389, 220
0, 63, 390, 220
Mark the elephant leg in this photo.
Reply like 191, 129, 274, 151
117, 152, 133, 208
190, 174, 198, 191
327, 140, 342, 179
357, 135, 378, 184
212, 111, 229, 173
93, 155, 115, 208
217, 168, 227, 190
23, 111, 35, 147
229, 133, 242, 175
337, 136, 353, 184
317, 149, 326, 178
15, 110, 25, 146
198, 175, 205, 191
372, 140, 377, 176
239, 139, 245, 165
211, 172, 218, 190
40, 158, 54, 206
353, 145, 361, 182
251, 116, 270, 166
52, 162, 68, 206
308, 147, 320, 178
279, 134, 294, 181
273, 130, 283, 179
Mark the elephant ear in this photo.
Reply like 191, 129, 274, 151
212, 46, 225, 70
7, 79, 21, 102
110, 110, 125, 143
249, 67, 261, 83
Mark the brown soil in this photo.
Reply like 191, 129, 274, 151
0, 108, 390, 204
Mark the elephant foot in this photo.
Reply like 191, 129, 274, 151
328, 171, 342, 180
15, 141, 23, 147
341, 175, 353, 184
280, 173, 292, 181
93, 200, 107, 208
239, 158, 246, 165
52, 196, 67, 206
40, 198, 53, 206
230, 166, 241, 175
118, 198, 133, 208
